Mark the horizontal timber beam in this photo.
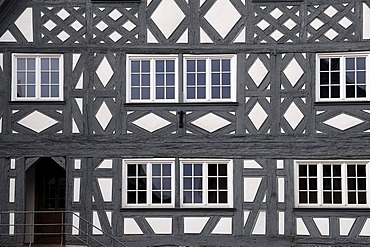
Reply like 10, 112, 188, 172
0, 134, 369, 158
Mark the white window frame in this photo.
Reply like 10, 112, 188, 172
122, 158, 175, 208
316, 52, 370, 102
183, 54, 237, 102
180, 159, 233, 208
126, 54, 179, 103
294, 160, 370, 208
12, 53, 64, 101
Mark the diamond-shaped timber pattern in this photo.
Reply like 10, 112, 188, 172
245, 54, 271, 90
147, 0, 190, 44
245, 98, 271, 134
93, 53, 119, 90
281, 53, 306, 90
306, 3, 358, 42
315, 108, 370, 134
186, 111, 236, 135
126, 110, 177, 134
11, 109, 63, 134
40, 6, 86, 44
200, 0, 246, 44
254, 5, 301, 43
92, 98, 116, 134
281, 99, 307, 134
92, 6, 139, 44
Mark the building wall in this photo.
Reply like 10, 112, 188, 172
1, 0, 370, 246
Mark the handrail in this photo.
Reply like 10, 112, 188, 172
0, 211, 128, 247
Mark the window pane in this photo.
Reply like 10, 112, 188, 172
219, 191, 228, 203
166, 74, 175, 86
309, 165, 317, 176
138, 192, 146, 203
347, 178, 356, 190
187, 73, 195, 86
156, 73, 164, 85
51, 58, 59, 70
358, 165, 366, 176
27, 86, 35, 97
156, 60, 164, 72
166, 60, 175, 72
219, 178, 227, 189
299, 178, 307, 190
27, 72, 35, 84
212, 73, 220, 85
162, 191, 172, 203
17, 72, 26, 85
183, 178, 192, 189
152, 178, 161, 190
197, 73, 206, 85
197, 87, 206, 99
183, 164, 192, 176
17, 58, 26, 70
219, 164, 227, 176
138, 178, 146, 190
320, 86, 329, 98
166, 87, 175, 99
299, 165, 307, 176
127, 192, 136, 203
309, 192, 317, 203
131, 61, 140, 73
208, 191, 217, 203
194, 191, 202, 203
222, 59, 230, 71
209, 165, 217, 176
27, 58, 35, 70
194, 164, 202, 176
320, 59, 329, 71
131, 74, 140, 86
346, 86, 355, 98
127, 178, 136, 190
41, 58, 49, 70
187, 60, 195, 72
331, 58, 340, 70
331, 86, 340, 98
323, 165, 331, 177
358, 178, 366, 190
162, 178, 171, 190
222, 73, 231, 85
41, 72, 49, 84
331, 72, 340, 85
51, 72, 59, 84
142, 74, 150, 86
187, 87, 195, 99
346, 58, 355, 70
142, 61, 150, 73
156, 87, 164, 99
152, 192, 161, 203
194, 178, 202, 190
51, 85, 59, 97
183, 192, 192, 203
333, 178, 341, 190
299, 192, 308, 203
211, 59, 220, 71
357, 57, 366, 70
152, 164, 161, 176
309, 178, 317, 190
222, 87, 231, 98
320, 72, 329, 85
17, 85, 25, 97
128, 165, 137, 176
323, 192, 332, 203
41, 85, 49, 97
138, 164, 147, 176
162, 164, 171, 176
131, 88, 140, 99
358, 192, 367, 204
358, 71, 366, 84
208, 178, 217, 189
141, 88, 150, 99
346, 72, 355, 84
197, 60, 206, 72
333, 192, 342, 204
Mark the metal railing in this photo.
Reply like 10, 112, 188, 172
0, 211, 128, 247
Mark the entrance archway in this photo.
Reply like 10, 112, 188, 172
25, 157, 66, 244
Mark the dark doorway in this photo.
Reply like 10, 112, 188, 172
33, 157, 66, 244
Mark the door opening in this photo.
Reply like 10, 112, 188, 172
25, 157, 66, 244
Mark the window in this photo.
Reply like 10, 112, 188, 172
12, 54, 64, 101
126, 54, 237, 103
316, 52, 370, 102
122, 159, 175, 207
122, 159, 233, 208
180, 159, 233, 208
295, 160, 370, 208
184, 55, 236, 102
126, 55, 178, 103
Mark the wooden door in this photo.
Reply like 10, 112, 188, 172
34, 158, 66, 244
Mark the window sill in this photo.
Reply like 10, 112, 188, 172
124, 102, 239, 107
294, 207, 370, 212
9, 101, 66, 105
120, 207, 236, 212
314, 101, 370, 106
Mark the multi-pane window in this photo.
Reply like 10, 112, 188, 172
316, 52, 370, 101
126, 54, 236, 103
295, 161, 370, 208
123, 160, 175, 207
12, 54, 63, 101
180, 159, 233, 208
184, 55, 236, 102
126, 55, 178, 102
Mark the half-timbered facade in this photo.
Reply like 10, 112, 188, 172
1, 0, 370, 246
